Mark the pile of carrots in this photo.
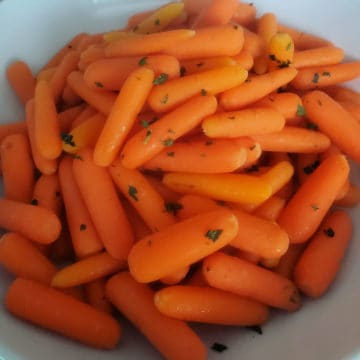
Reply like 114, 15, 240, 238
1, 0, 360, 358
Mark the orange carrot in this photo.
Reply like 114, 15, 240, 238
267, 32, 294, 72
203, 252, 301, 311
338, 100, 360, 123
294, 211, 352, 298
154, 285, 269, 325
71, 105, 97, 129
274, 243, 307, 279
128, 208, 239, 283
145, 174, 182, 203
233, 50, 254, 70
58, 104, 86, 133
6, 60, 36, 104
335, 183, 360, 208
326, 85, 360, 105
106, 272, 207, 360
232, 2, 256, 27
253, 195, 286, 221
0, 121, 27, 143
6, 278, 121, 349
37, 67, 56, 82
84, 279, 112, 314
242, 29, 265, 59
160, 266, 190, 285
277, 154, 349, 244
183, 0, 211, 16
72, 148, 134, 260
295, 153, 320, 185
180, 56, 237, 76
62, 84, 83, 107
293, 46, 344, 68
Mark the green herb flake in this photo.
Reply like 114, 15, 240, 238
246, 325, 263, 335
154, 18, 160, 26
153, 73, 169, 85
211, 343, 228, 353
61, 133, 76, 147
168, 128, 175, 134
200, 88, 207, 96
140, 120, 150, 128
296, 104, 306, 117
164, 202, 183, 216
94, 81, 104, 88
233, 24, 239, 30
143, 129, 152, 144
318, 100, 323, 106
80, 224, 87, 231
306, 121, 318, 131
279, 60, 291, 68
311, 204, 319, 211
31, 199, 38, 206
71, 153, 83, 160
324, 227, 335, 237
249, 144, 256, 151
167, 151, 175, 157
160, 94, 169, 104
162, 138, 174, 147
205, 229, 223, 242
303, 160, 320, 174
269, 54, 276, 61
312, 72, 320, 84
322, 71, 331, 77
138, 57, 148, 66
128, 185, 139, 202
286, 42, 292, 51
180, 66, 186, 77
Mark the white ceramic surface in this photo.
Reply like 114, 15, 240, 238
0, 1, 360, 359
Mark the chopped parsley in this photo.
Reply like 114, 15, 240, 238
246, 325, 263, 335
233, 24, 239, 30
128, 185, 138, 201
306, 121, 318, 131
296, 104, 306, 117
162, 138, 174, 147
279, 60, 291, 68
30, 199, 38, 206
322, 71, 331, 77
200, 89, 207, 96
211, 343, 228, 353
61, 133, 76, 147
160, 94, 169, 104
311, 204, 319, 211
138, 57, 148, 66
180, 66, 186, 77
269, 54, 276, 61
94, 81, 104, 88
143, 129, 152, 144
312, 73, 320, 84
303, 160, 320, 174
205, 140, 214, 146
286, 42, 292, 51
324, 227, 335, 237
140, 120, 150, 128
71, 153, 83, 160
164, 202, 183, 216
80, 224, 87, 231
205, 229, 223, 242
153, 73, 169, 85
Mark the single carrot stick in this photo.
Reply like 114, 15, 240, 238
145, 174, 182, 202
291, 62, 360, 90
164, 24, 244, 60
235, 249, 260, 265
106, 272, 207, 360
143, 137, 248, 173
180, 56, 237, 76
34, 80, 62, 160
76, 33, 104, 53
128, 208, 239, 283
274, 243, 307, 279
254, 195, 286, 221
6, 60, 36, 104
277, 154, 349, 244
338, 100, 360, 123
0, 199, 61, 244
67, 71, 116, 115
335, 183, 360, 208
293, 46, 344, 69
148, 65, 247, 113
62, 84, 83, 107
78, 44, 106, 71
84, 279, 112, 314
220, 67, 298, 110
6, 278, 121, 349
0, 121, 27, 143
186, 267, 208, 286
1, 133, 34, 203
160, 266, 190, 285
105, 29, 195, 57
294, 211, 352, 298
242, 29, 265, 59
203, 252, 301, 311
326, 86, 360, 105
267, 32, 294, 71
51, 252, 126, 288
71, 105, 97, 129
37, 67, 57, 82
251, 126, 331, 153
72, 148, 134, 260
295, 153, 320, 185
109, 159, 176, 232
0, 233, 57, 285
302, 90, 360, 162
202, 106, 285, 138
163, 172, 272, 205
58, 104, 86, 133
233, 50, 254, 70
94, 67, 154, 166
232, 2, 257, 27
121, 95, 217, 169
154, 285, 269, 325
183, 0, 211, 16
127, 9, 156, 28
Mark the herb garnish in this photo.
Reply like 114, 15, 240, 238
164, 202, 183, 216
312, 73, 320, 84
296, 104, 306, 117
324, 227, 335, 237
153, 73, 169, 85
94, 81, 104, 88
211, 343, 228, 353
80, 224, 87, 231
162, 138, 174, 147
128, 185, 138, 201
138, 57, 148, 66
205, 229, 223, 242
143, 129, 152, 144
61, 133, 76, 147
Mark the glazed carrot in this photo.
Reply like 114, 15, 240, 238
79, 46, 105, 72
251, 126, 331, 153
72, 148, 134, 260
293, 46, 344, 69
278, 154, 349, 244
326, 85, 360, 105
105, 29, 195, 57
51, 252, 126, 288
202, 106, 285, 138
146, 174, 181, 203
155, 285, 269, 325
180, 56, 237, 75
183, 0, 211, 16
232, 2, 256, 27
253, 195, 286, 221
295, 153, 319, 185
71, 105, 97, 129
6, 278, 121, 349
242, 29, 265, 59
84, 279, 112, 314
1, 134, 34, 203
338, 100, 360, 123
58, 104, 86, 132
335, 183, 360, 208
128, 208, 238, 283
0, 121, 27, 143
303, 91, 360, 162
0, 199, 61, 244
6, 61, 36, 104
291, 62, 360, 90
203, 252, 301, 311
121, 95, 217, 169
274, 243, 307, 279
32, 174, 62, 216
84, 55, 179, 91
37, 67, 56, 82
67, 71, 116, 115
235, 249, 260, 265
143, 137, 248, 173
220, 67, 298, 110
106, 272, 207, 360
163, 172, 272, 205
109, 159, 176, 232
62, 84, 82, 106
233, 50, 254, 70
0, 233, 57, 285
148, 65, 247, 113
294, 211, 352, 298
160, 266, 190, 285
127, 9, 155, 29
267, 32, 294, 71
34, 80, 62, 160
165, 24, 244, 60
94, 67, 154, 166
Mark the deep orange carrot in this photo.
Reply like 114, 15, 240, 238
326, 86, 360, 105
72, 148, 134, 260
274, 243, 307, 279
62, 84, 82, 107
160, 266, 190, 285
180, 56, 237, 76
71, 105, 97, 129
0, 121, 27, 144
128, 208, 239, 283
203, 252, 301, 311
295, 153, 320, 185
6, 278, 121, 349
84, 279, 112, 314
294, 211, 352, 298
254, 195, 286, 221
106, 272, 207, 360
0, 232, 57, 285
232, 2, 256, 27
338, 100, 360, 123
277, 154, 349, 244
6, 60, 36, 104
49, 224, 75, 262
78, 44, 106, 70
293, 46, 344, 68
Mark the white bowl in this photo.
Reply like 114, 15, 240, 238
0, 1, 360, 359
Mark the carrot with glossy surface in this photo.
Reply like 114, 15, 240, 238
243, 29, 265, 58
160, 266, 190, 285
253, 195, 286, 221
58, 104, 86, 133
0, 121, 27, 143
293, 46, 344, 68
274, 243, 307, 279
180, 56, 237, 75
84, 279, 112, 314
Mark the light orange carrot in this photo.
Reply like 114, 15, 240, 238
179, 56, 237, 76
274, 243, 307, 279
232, 2, 256, 27
293, 46, 345, 68
326, 86, 360, 105
233, 50, 254, 70
183, 0, 211, 16
0, 121, 27, 144
338, 100, 360, 123
242, 29, 265, 59
62, 84, 83, 106
37, 67, 57, 82
84, 279, 112, 314
71, 105, 97, 129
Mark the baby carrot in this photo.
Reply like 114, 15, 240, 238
37, 67, 56, 82
106, 272, 207, 360
183, 0, 211, 16
128, 208, 239, 283
243, 29, 265, 59
154, 285, 269, 325
302, 90, 360, 162
277, 154, 349, 244
326, 85, 360, 105
1, 133, 34, 203
267, 32, 294, 71
220, 67, 298, 110
6, 60, 36, 104
233, 50, 254, 70
94, 67, 154, 167
203, 252, 301, 311
148, 65, 247, 113
335, 183, 360, 208
121, 95, 217, 169
338, 100, 360, 123
62, 84, 82, 107
71, 105, 97, 129
84, 278, 112, 314
294, 211, 352, 298
232, 2, 257, 27
58, 104, 86, 133
78, 44, 105, 70
51, 252, 126, 288
180, 56, 237, 75
72, 148, 134, 260
0, 232, 57, 285
160, 266, 190, 286
0, 121, 27, 143
254, 195, 287, 221
293, 46, 345, 68
6, 278, 121, 349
